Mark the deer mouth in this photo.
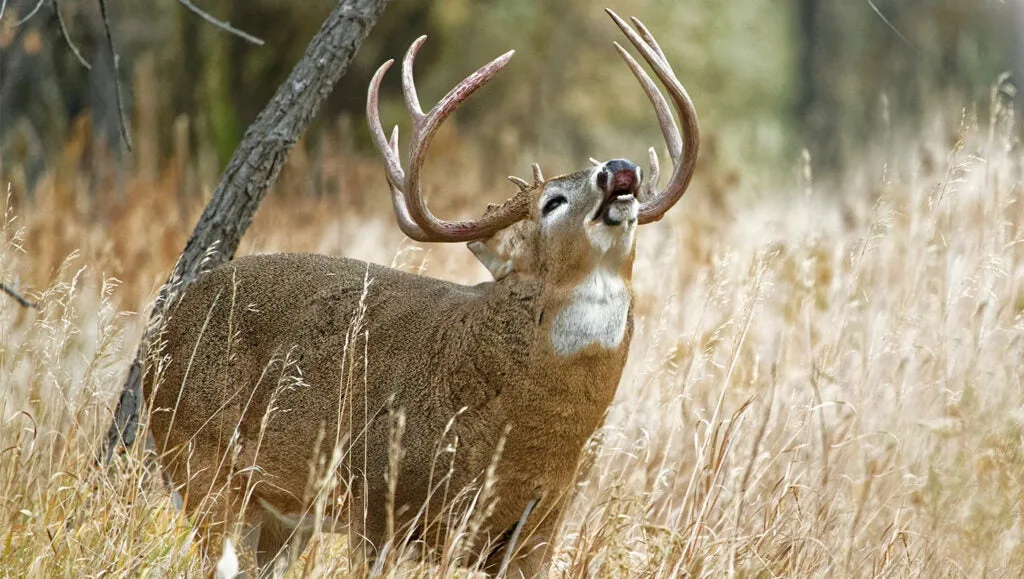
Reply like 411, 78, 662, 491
594, 165, 640, 225
597, 192, 638, 226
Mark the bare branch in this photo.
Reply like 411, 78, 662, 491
2, 282, 37, 309
14, 0, 44, 25
176, 0, 265, 46
97, 0, 132, 152
54, 0, 91, 70
7, 0, 263, 152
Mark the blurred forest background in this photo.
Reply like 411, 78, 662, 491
6, 4, 1024, 575
0, 0, 1019, 203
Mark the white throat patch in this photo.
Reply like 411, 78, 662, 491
549, 269, 630, 357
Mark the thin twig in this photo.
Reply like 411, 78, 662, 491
176, 0, 265, 46
0, 0, 8, 23
54, 0, 91, 69
2, 283, 37, 309
864, 0, 917, 53
14, 0, 44, 25
97, 0, 132, 151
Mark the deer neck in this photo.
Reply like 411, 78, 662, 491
448, 269, 633, 409
543, 264, 633, 360
482, 267, 633, 468
433, 271, 632, 473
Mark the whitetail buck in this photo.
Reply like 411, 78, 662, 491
145, 9, 698, 578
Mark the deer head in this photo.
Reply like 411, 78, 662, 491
367, 9, 700, 297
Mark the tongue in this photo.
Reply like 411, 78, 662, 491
611, 169, 636, 195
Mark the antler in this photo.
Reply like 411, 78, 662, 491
367, 37, 531, 242
607, 9, 700, 224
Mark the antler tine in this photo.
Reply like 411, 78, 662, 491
386, 180, 432, 241
388, 126, 401, 177
508, 175, 531, 190
612, 42, 682, 165
402, 36, 428, 127
630, 16, 670, 66
368, 38, 525, 242
531, 163, 544, 184
384, 126, 431, 241
645, 146, 661, 202
367, 60, 407, 189
404, 47, 521, 241
606, 9, 700, 225
367, 64, 433, 241
389, 126, 400, 151
588, 157, 602, 167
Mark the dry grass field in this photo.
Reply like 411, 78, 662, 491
2, 95, 1024, 577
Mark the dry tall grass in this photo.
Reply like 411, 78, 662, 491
2, 95, 1024, 577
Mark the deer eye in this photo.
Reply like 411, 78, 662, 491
542, 196, 567, 216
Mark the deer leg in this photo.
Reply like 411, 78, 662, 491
254, 511, 313, 578
169, 440, 261, 578
193, 488, 260, 578
487, 496, 565, 579
499, 536, 551, 579
496, 529, 555, 579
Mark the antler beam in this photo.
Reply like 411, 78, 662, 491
367, 38, 531, 242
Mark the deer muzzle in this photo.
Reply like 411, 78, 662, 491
595, 159, 640, 225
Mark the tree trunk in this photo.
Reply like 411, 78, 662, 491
794, 0, 841, 173
1013, 1, 1024, 136
101, 0, 392, 461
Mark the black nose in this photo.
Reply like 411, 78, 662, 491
596, 159, 640, 196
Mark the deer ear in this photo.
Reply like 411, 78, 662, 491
467, 240, 515, 280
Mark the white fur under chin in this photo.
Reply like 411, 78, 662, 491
586, 199, 638, 256
550, 268, 630, 357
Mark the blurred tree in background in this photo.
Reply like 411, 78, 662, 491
0, 0, 1017, 197
796, 0, 1010, 173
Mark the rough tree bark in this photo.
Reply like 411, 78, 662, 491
1013, 1, 1024, 136
102, 0, 393, 461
